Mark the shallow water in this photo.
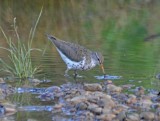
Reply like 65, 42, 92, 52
0, 0, 160, 120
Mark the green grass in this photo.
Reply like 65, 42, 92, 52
0, 7, 43, 79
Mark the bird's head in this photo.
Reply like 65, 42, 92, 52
92, 52, 105, 74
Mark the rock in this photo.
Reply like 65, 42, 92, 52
126, 113, 140, 121
0, 104, 5, 115
90, 91, 112, 99
45, 86, 63, 98
139, 96, 153, 109
112, 106, 124, 115
53, 104, 63, 110
69, 95, 87, 105
52, 115, 69, 121
155, 110, 160, 121
64, 89, 81, 99
45, 86, 61, 93
126, 94, 137, 104
85, 111, 95, 121
117, 111, 127, 121
103, 96, 115, 109
135, 86, 145, 96
112, 93, 128, 103
97, 99, 106, 107
107, 84, 122, 93
87, 95, 99, 103
121, 84, 135, 89
0, 78, 5, 83
30, 78, 41, 83
2, 103, 17, 116
77, 111, 94, 121
140, 111, 155, 121
90, 107, 102, 115
96, 113, 116, 121
102, 98, 115, 113
153, 96, 160, 102
84, 83, 102, 91
87, 103, 99, 110
76, 102, 88, 110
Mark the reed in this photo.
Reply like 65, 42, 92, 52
0, 7, 43, 79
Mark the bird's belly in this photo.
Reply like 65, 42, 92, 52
56, 48, 84, 69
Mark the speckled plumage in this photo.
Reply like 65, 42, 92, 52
47, 34, 104, 76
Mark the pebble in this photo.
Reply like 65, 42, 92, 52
76, 102, 88, 110
84, 83, 102, 91
96, 113, 116, 121
126, 113, 140, 121
107, 84, 122, 93
0, 78, 5, 83
135, 86, 145, 96
126, 94, 137, 104
140, 111, 155, 121
117, 111, 127, 121
69, 95, 87, 105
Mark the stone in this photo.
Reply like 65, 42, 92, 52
112, 106, 124, 115
107, 84, 122, 93
155, 110, 160, 121
121, 84, 135, 89
97, 99, 106, 107
45, 86, 61, 93
69, 95, 87, 105
139, 97, 153, 109
3, 103, 17, 116
53, 104, 63, 110
87, 103, 99, 110
153, 96, 160, 102
87, 95, 99, 103
117, 111, 127, 121
90, 107, 102, 115
84, 83, 102, 91
0, 78, 5, 83
72, 110, 94, 121
96, 113, 116, 121
102, 96, 115, 109
140, 112, 155, 121
76, 102, 88, 110
135, 86, 145, 96
126, 94, 137, 104
0, 104, 5, 115
126, 113, 140, 121
85, 111, 95, 121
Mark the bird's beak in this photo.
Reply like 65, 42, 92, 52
100, 63, 105, 74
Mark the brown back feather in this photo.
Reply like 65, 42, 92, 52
47, 35, 90, 62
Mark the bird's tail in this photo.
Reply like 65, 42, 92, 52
45, 33, 57, 41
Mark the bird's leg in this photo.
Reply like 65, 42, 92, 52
74, 70, 78, 83
64, 68, 70, 77
74, 70, 78, 78
73, 70, 83, 78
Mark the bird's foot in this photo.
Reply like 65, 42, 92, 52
73, 74, 83, 78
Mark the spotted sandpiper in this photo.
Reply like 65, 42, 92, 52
46, 34, 105, 77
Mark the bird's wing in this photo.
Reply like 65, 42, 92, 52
47, 34, 88, 62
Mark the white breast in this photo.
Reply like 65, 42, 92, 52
56, 48, 85, 70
